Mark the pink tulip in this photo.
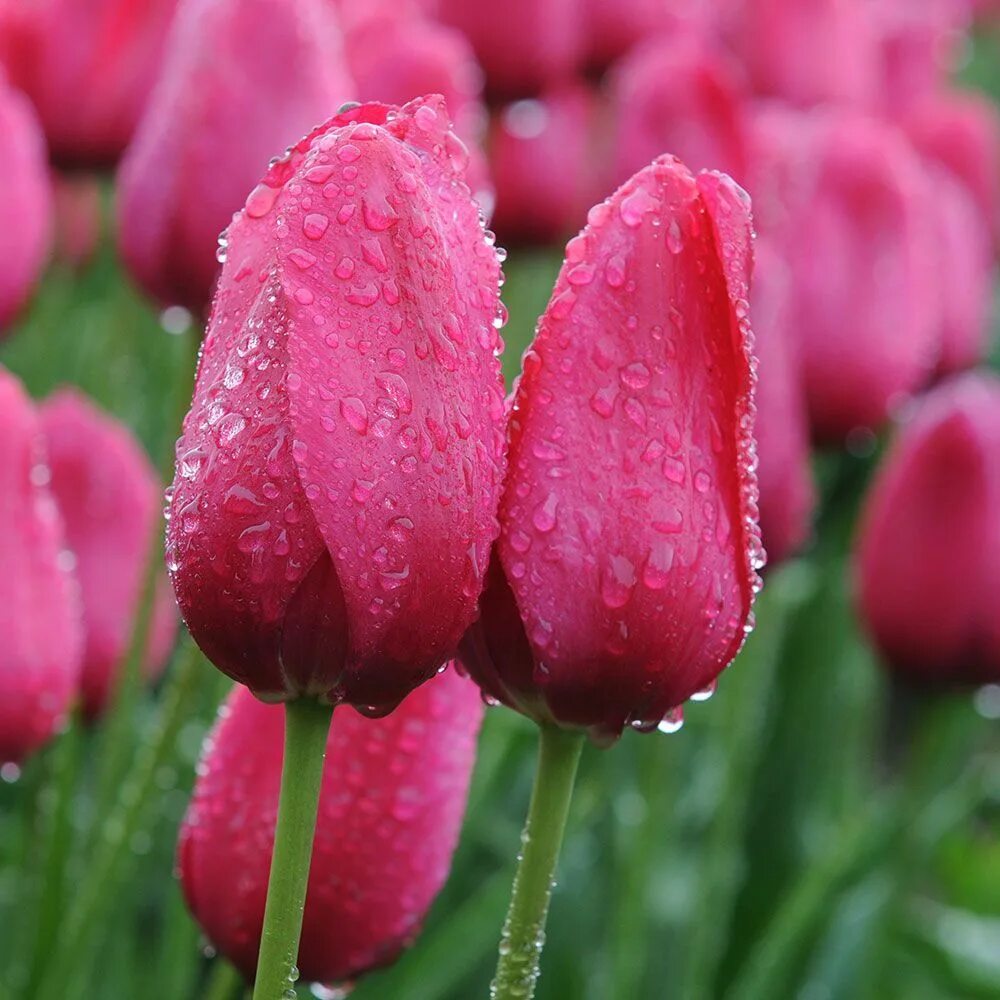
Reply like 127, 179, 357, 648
0, 0, 178, 167
903, 90, 1000, 247
751, 239, 815, 563
731, 0, 880, 107
461, 157, 763, 743
0, 74, 53, 334
490, 86, 601, 246
583, 0, 711, 72
856, 373, 1000, 685
166, 97, 507, 714
0, 368, 81, 763
179, 667, 483, 984
116, 0, 355, 313
40, 390, 177, 720
435, 0, 582, 100
750, 108, 938, 441
611, 34, 748, 186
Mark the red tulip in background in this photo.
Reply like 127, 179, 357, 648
490, 87, 601, 247
166, 96, 507, 713
40, 390, 177, 720
0, 368, 81, 764
435, 0, 581, 101
51, 174, 103, 271
117, 0, 355, 314
0, 0, 177, 167
461, 157, 763, 743
750, 108, 938, 442
0, 73, 53, 334
179, 668, 483, 984
751, 239, 815, 564
611, 35, 748, 187
903, 90, 1000, 245
856, 374, 1000, 686
732, 0, 880, 107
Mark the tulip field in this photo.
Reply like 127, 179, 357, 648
2, 2, 1000, 999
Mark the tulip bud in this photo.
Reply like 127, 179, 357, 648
0, 75, 53, 334
903, 90, 1000, 247
611, 34, 749, 187
751, 239, 815, 563
435, 0, 582, 101
461, 157, 763, 743
179, 667, 483, 984
116, 0, 355, 313
732, 0, 879, 107
750, 108, 938, 441
51, 173, 102, 271
0, 0, 177, 168
40, 390, 177, 720
856, 374, 1000, 686
490, 86, 601, 247
166, 97, 507, 714
0, 368, 81, 763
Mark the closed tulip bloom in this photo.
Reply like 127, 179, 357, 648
856, 374, 1000, 685
733, 0, 879, 107
611, 35, 748, 187
435, 0, 581, 101
179, 667, 483, 985
0, 75, 53, 334
751, 240, 815, 563
117, 0, 354, 314
753, 110, 938, 441
0, 368, 81, 763
926, 166, 993, 376
461, 157, 763, 743
0, 0, 177, 168
51, 173, 102, 271
584, 0, 711, 72
903, 90, 1000, 246
490, 87, 600, 247
41, 390, 177, 719
166, 97, 507, 714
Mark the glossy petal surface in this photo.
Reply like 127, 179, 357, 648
464, 158, 761, 741
856, 374, 1000, 685
178, 667, 483, 984
41, 390, 177, 719
0, 369, 81, 762
167, 97, 507, 712
117, 0, 355, 312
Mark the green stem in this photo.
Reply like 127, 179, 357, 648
491, 724, 584, 1000
252, 698, 333, 1000
204, 959, 247, 1000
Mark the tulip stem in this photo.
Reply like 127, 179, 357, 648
491, 724, 584, 1000
252, 698, 333, 1000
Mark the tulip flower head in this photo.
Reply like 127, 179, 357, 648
117, 0, 355, 313
0, 74, 53, 334
0, 368, 81, 763
0, 0, 178, 167
166, 96, 507, 715
179, 667, 484, 985
856, 374, 1000, 686
41, 390, 177, 719
461, 157, 763, 744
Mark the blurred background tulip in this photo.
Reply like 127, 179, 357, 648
179, 668, 483, 986
116, 0, 355, 313
0, 368, 81, 764
40, 389, 177, 719
0, 74, 53, 335
0, 0, 178, 168
856, 374, 1000, 685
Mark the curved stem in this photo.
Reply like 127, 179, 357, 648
252, 698, 333, 1000
491, 724, 584, 1000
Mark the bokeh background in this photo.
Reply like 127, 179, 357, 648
1, 1, 999, 998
